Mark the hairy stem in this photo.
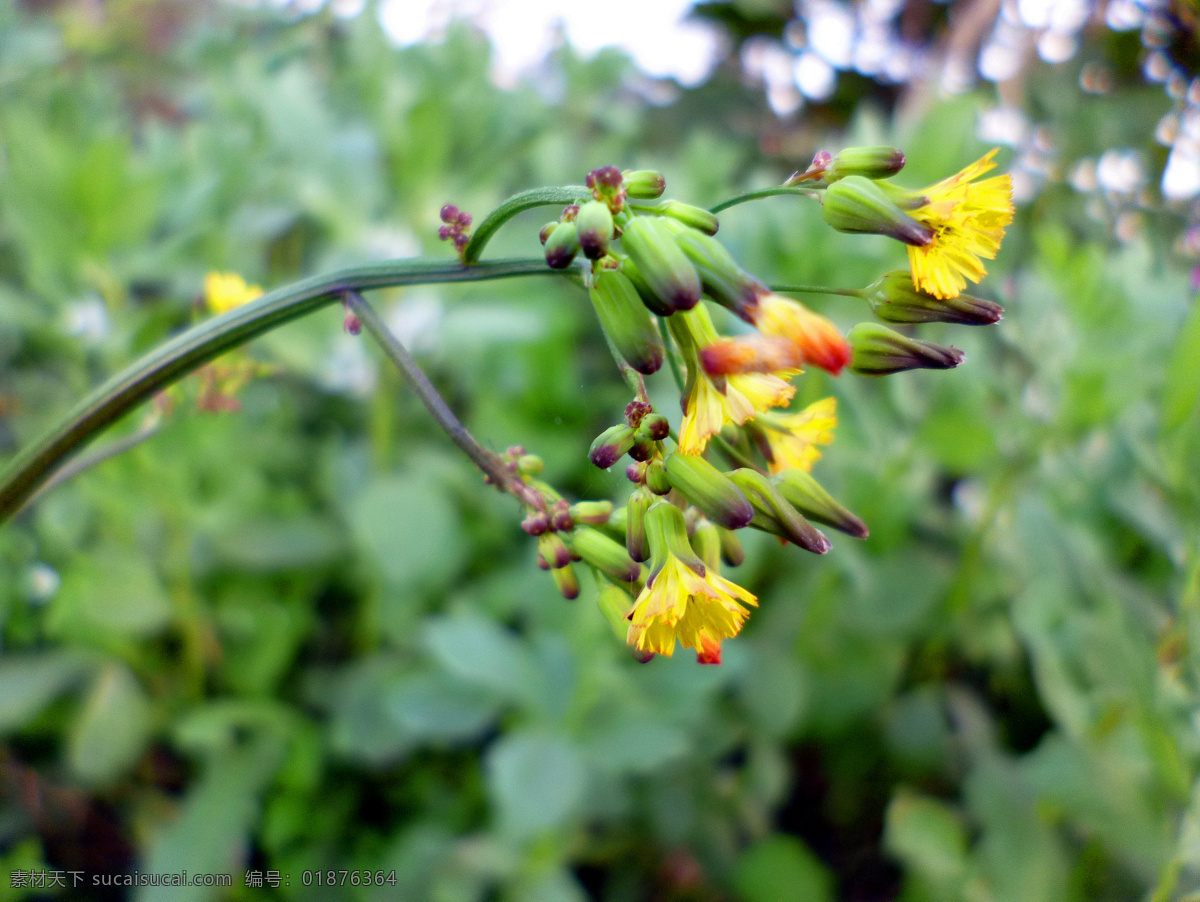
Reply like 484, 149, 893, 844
462, 186, 587, 264
344, 292, 544, 510
0, 258, 564, 522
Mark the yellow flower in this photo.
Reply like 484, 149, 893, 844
679, 371, 795, 455
751, 293, 851, 375
204, 271, 263, 315
626, 554, 757, 662
758, 397, 837, 474
905, 150, 1014, 300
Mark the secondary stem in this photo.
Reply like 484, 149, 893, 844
344, 292, 544, 510
708, 186, 822, 214
770, 284, 864, 299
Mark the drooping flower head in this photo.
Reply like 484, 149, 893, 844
204, 272, 263, 315
755, 396, 837, 474
748, 293, 851, 376
626, 502, 758, 663
902, 150, 1014, 300
672, 306, 796, 455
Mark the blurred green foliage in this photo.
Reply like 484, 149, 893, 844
1, 2, 1199, 901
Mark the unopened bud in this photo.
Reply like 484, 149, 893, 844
623, 170, 666, 199
775, 469, 868, 538
550, 501, 574, 532
863, 272, 1003, 326
660, 201, 719, 236
667, 224, 764, 321
572, 527, 643, 583
718, 527, 744, 566
636, 413, 670, 441
589, 424, 636, 469
619, 257, 673, 317
644, 459, 671, 495
626, 461, 646, 483
343, 311, 362, 335
570, 500, 613, 525
619, 216, 702, 312
822, 176, 934, 247
644, 501, 707, 576
728, 469, 831, 554
576, 200, 615, 260
538, 532, 572, 569
552, 562, 580, 600
691, 519, 722, 570
544, 221, 580, 269
663, 453, 753, 530
848, 322, 965, 375
589, 270, 664, 375
516, 454, 544, 476
596, 583, 635, 641
561, 204, 580, 222
632, 649, 656, 663
629, 440, 656, 462
626, 489, 653, 561
521, 511, 551, 536
827, 146, 906, 181
539, 221, 558, 245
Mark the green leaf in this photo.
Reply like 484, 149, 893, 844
423, 613, 543, 706
386, 674, 499, 743
884, 789, 968, 891
485, 730, 586, 838
50, 548, 171, 638
67, 663, 151, 786
733, 835, 833, 902
0, 652, 88, 734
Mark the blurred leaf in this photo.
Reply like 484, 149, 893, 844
485, 730, 586, 838
50, 548, 171, 638
884, 789, 968, 895
387, 674, 499, 743
67, 662, 151, 786
423, 613, 544, 707
205, 514, 345, 572
733, 835, 833, 902
584, 715, 689, 776
0, 651, 88, 733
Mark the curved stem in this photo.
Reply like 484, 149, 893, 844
708, 186, 822, 214
462, 186, 587, 264
344, 292, 544, 510
769, 284, 865, 299
0, 258, 565, 522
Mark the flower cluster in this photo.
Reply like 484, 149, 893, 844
523, 151, 1014, 663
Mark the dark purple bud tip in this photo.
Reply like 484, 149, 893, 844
668, 287, 702, 311
625, 400, 652, 427
440, 204, 459, 223
628, 441, 655, 462
536, 552, 550, 570
539, 223, 556, 245
545, 247, 578, 269
454, 235, 469, 251
343, 311, 362, 335
522, 512, 551, 536
626, 462, 646, 483
506, 445, 526, 456
588, 166, 623, 189
642, 414, 669, 441
458, 212, 472, 227
562, 205, 580, 222
551, 510, 574, 532
438, 225, 453, 240
633, 650, 655, 664
589, 445, 622, 469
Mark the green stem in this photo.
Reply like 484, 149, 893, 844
708, 186, 822, 214
769, 284, 865, 299
0, 257, 565, 522
462, 186, 587, 264
344, 292, 544, 510
712, 435, 762, 473
658, 318, 686, 394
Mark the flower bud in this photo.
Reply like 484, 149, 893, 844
589, 423, 636, 468
727, 469, 831, 554
552, 562, 580, 599
663, 453, 754, 530
644, 501, 707, 575
618, 257, 674, 317
619, 216, 702, 312
550, 500, 574, 532
570, 500, 613, 525
596, 582, 635, 641
538, 221, 558, 245
576, 200, 615, 260
623, 170, 666, 199
629, 440, 656, 462
821, 176, 934, 247
572, 527, 644, 583
589, 270, 665, 375
516, 454, 544, 476
626, 488, 653, 561
774, 468, 868, 538
644, 459, 671, 495
863, 271, 1003, 326
666, 224, 764, 321
691, 519, 722, 570
847, 322, 965, 375
538, 532, 572, 570
636, 413, 670, 442
827, 146, 906, 181
544, 221, 580, 269
660, 201, 719, 236
718, 527, 744, 566
521, 511, 551, 536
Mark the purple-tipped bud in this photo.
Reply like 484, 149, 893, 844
561, 204, 580, 222
570, 500, 613, 525
623, 170, 666, 199
863, 272, 1003, 326
644, 460, 671, 495
691, 520, 722, 571
619, 216, 702, 312
516, 454, 544, 476
589, 423, 637, 469
577, 200, 615, 259
626, 461, 646, 483
588, 270, 664, 375
619, 257, 674, 317
522, 512, 552, 536
440, 204, 460, 223
629, 440, 656, 462
821, 176, 934, 247
544, 221, 580, 269
827, 146, 906, 181
637, 413, 670, 442
663, 453, 754, 530
775, 469, 868, 538
660, 201, 719, 236
538, 532, 572, 570
343, 311, 362, 335
551, 562, 580, 600
626, 489, 653, 562
550, 501, 574, 532
458, 212, 472, 227
625, 400, 653, 427
727, 469, 832, 554
632, 649, 656, 663
848, 322, 965, 375
587, 166, 624, 190
666, 223, 765, 322
538, 221, 558, 245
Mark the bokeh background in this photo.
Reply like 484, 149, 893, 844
2, 0, 1200, 899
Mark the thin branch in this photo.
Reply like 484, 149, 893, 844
26, 416, 162, 505
344, 292, 544, 510
708, 186, 822, 214
462, 186, 587, 264
0, 257, 565, 522
769, 284, 865, 300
